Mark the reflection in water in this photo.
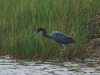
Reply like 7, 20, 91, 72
0, 55, 100, 75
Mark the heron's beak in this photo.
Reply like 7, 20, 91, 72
31, 32, 37, 39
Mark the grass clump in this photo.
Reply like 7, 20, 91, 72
0, 0, 100, 60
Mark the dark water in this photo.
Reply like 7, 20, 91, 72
0, 55, 100, 75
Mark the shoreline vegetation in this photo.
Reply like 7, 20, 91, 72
0, 0, 100, 60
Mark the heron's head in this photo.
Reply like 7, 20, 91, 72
31, 27, 45, 39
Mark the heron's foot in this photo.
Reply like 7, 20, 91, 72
56, 43, 66, 52
56, 48, 67, 52
56, 50, 59, 52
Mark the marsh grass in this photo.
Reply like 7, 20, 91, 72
0, 0, 100, 60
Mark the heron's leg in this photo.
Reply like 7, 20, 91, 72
61, 43, 66, 50
59, 43, 61, 62
56, 43, 66, 52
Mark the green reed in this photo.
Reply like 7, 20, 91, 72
0, 0, 100, 59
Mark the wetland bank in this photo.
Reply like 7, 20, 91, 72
0, 0, 100, 74
0, 0, 100, 60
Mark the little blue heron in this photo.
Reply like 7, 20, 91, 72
31, 27, 76, 62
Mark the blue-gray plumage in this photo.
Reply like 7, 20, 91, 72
31, 27, 75, 44
31, 27, 76, 62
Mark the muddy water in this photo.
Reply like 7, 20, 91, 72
0, 55, 100, 75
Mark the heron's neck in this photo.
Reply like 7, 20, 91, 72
43, 33, 53, 39
40, 28, 53, 39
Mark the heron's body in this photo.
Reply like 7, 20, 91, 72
31, 27, 76, 62
49, 31, 75, 44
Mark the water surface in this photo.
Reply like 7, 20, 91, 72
0, 55, 100, 75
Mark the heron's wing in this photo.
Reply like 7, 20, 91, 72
50, 31, 75, 43
50, 31, 69, 38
